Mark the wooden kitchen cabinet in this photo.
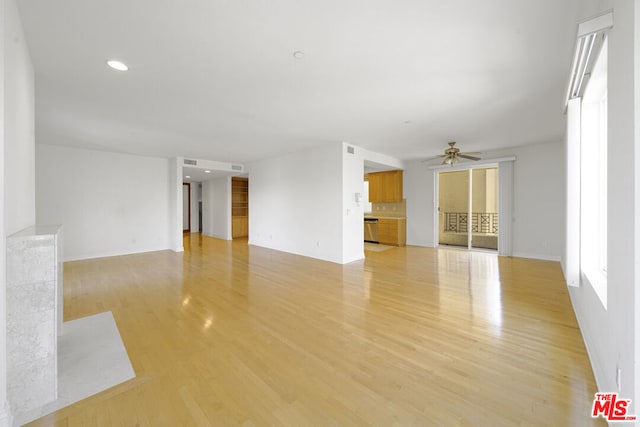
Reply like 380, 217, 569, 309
367, 170, 403, 203
378, 218, 406, 246
383, 170, 403, 202
367, 172, 383, 202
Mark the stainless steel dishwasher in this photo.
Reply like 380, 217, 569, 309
364, 218, 379, 243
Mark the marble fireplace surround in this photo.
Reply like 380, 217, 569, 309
7, 226, 135, 425
7, 226, 63, 415
13, 312, 135, 426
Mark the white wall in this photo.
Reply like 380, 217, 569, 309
202, 177, 231, 240
404, 159, 436, 247
201, 181, 214, 237
35, 144, 172, 261
567, 0, 638, 411
212, 178, 231, 239
635, 0, 640, 414
1, 0, 35, 423
4, 0, 34, 236
248, 142, 402, 264
491, 142, 563, 260
361, 147, 404, 170
342, 144, 365, 263
404, 141, 563, 261
249, 143, 345, 263
0, 2, 6, 421
170, 158, 183, 252
190, 183, 201, 232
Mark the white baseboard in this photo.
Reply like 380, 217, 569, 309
342, 252, 365, 264
203, 232, 231, 241
511, 252, 561, 262
567, 288, 606, 394
65, 246, 174, 262
247, 241, 346, 265
405, 239, 436, 248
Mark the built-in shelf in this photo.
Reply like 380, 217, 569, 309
232, 177, 248, 238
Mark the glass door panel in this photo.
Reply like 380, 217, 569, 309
438, 170, 470, 248
470, 168, 499, 250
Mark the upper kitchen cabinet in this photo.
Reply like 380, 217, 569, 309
368, 170, 403, 203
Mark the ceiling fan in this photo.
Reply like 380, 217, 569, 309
425, 141, 482, 166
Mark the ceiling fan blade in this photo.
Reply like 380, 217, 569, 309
421, 156, 444, 163
461, 152, 482, 156
458, 154, 481, 161
422, 153, 451, 162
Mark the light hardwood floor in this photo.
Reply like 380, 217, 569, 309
28, 235, 603, 426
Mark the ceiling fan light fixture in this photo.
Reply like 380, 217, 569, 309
426, 141, 482, 166
443, 157, 457, 166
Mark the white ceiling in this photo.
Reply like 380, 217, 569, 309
18, 0, 593, 164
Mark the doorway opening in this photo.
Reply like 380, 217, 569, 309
182, 182, 191, 232
438, 167, 498, 251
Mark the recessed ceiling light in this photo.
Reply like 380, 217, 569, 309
293, 51, 305, 59
204, 170, 211, 173
106, 60, 129, 71
185, 175, 191, 179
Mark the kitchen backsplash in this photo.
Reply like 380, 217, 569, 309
370, 199, 406, 217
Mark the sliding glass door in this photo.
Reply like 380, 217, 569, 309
438, 167, 498, 251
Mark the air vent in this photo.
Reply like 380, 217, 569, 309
347, 146, 355, 154
184, 159, 197, 165
231, 165, 242, 171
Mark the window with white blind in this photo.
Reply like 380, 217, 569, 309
564, 11, 612, 309
580, 38, 608, 307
